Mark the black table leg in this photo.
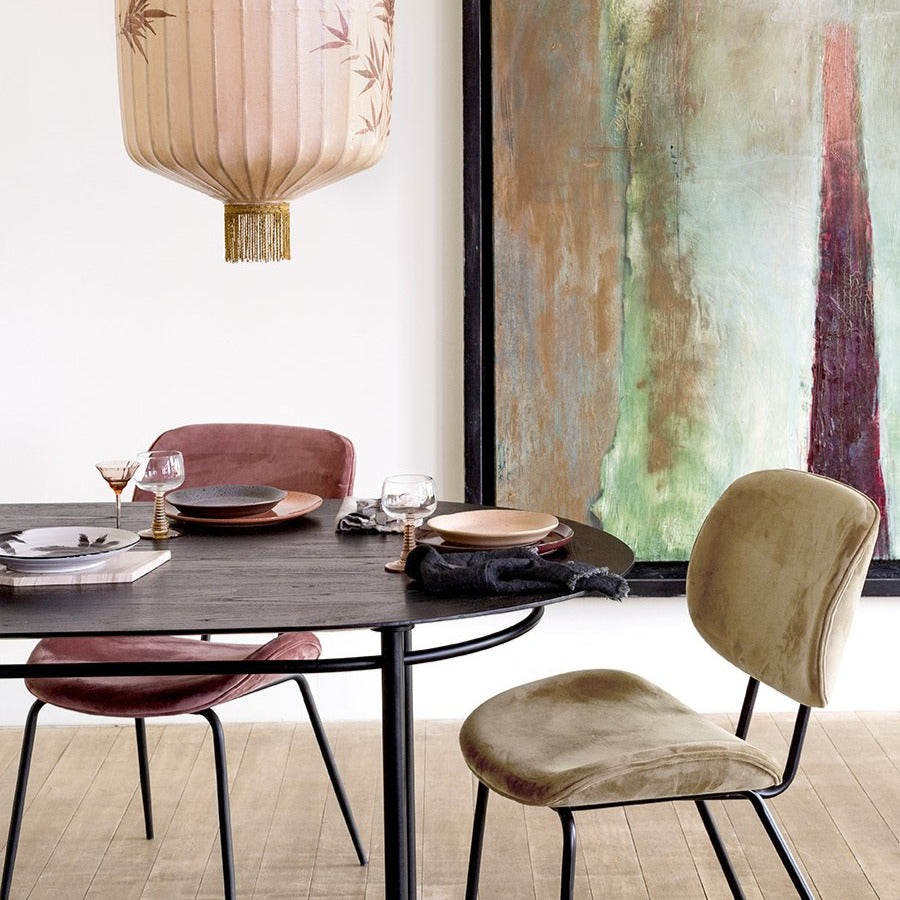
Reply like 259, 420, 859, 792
380, 626, 414, 900
403, 628, 416, 894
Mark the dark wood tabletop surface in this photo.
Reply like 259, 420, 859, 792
0, 500, 634, 639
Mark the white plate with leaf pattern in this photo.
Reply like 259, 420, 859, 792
0, 527, 140, 573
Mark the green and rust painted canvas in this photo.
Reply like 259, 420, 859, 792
491, 0, 900, 560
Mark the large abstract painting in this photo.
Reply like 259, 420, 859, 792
464, 0, 900, 572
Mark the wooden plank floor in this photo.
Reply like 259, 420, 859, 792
0, 713, 898, 898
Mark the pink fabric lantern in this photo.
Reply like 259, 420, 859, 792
115, 0, 394, 262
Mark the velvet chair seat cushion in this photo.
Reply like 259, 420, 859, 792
25, 632, 322, 718
459, 669, 782, 809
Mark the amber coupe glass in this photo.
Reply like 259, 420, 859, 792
95, 459, 140, 528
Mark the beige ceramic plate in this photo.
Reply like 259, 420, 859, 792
426, 509, 560, 548
416, 522, 573, 555
165, 491, 322, 527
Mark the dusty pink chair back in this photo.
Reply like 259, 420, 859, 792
132, 423, 355, 501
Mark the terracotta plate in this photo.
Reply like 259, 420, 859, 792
425, 509, 560, 548
165, 491, 322, 527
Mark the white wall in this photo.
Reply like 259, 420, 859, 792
1, 3, 897, 727
1, 2, 463, 503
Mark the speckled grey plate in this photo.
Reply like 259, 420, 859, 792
164, 485, 287, 518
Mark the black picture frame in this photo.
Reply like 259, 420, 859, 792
461, 0, 895, 596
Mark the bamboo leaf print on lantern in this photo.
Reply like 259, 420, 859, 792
315, 2, 393, 140
118, 0, 175, 62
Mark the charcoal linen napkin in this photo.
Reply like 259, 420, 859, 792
334, 498, 403, 533
404, 545, 628, 599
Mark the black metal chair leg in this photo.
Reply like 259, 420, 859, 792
197, 709, 236, 900
696, 799, 745, 899
746, 793, 814, 899
556, 807, 577, 900
465, 781, 490, 900
134, 718, 154, 839
1, 700, 45, 900
293, 675, 367, 865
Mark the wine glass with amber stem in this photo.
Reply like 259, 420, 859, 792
134, 450, 185, 540
381, 474, 437, 572
95, 459, 140, 528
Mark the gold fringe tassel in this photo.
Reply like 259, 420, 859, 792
224, 203, 291, 263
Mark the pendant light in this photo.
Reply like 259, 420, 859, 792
115, 0, 395, 262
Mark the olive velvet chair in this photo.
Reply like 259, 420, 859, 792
1, 424, 364, 900
459, 469, 880, 900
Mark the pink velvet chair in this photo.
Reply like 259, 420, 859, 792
1, 424, 364, 900
132, 422, 356, 500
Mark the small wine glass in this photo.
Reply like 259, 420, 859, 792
95, 459, 140, 528
381, 474, 437, 573
134, 450, 185, 540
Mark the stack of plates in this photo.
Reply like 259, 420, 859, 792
164, 485, 321, 527
0, 527, 140, 574
418, 509, 572, 554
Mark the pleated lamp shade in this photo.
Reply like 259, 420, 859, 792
115, 0, 394, 262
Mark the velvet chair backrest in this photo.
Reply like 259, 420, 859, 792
686, 469, 879, 708
132, 423, 355, 501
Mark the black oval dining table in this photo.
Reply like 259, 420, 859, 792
0, 499, 633, 900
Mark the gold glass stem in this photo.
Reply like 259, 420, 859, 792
151, 492, 169, 538
399, 518, 416, 564
385, 517, 418, 573
139, 493, 180, 540
114, 491, 123, 529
